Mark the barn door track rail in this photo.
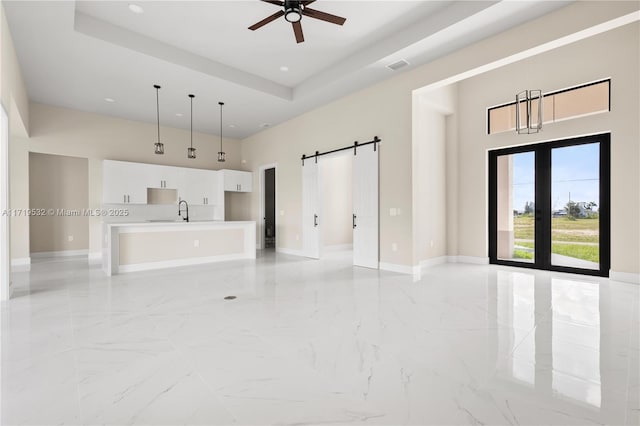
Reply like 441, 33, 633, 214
301, 136, 381, 165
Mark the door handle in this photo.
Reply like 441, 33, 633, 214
124, 194, 126, 203
314, 214, 318, 227
353, 214, 357, 229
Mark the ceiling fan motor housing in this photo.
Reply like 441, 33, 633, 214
284, 0, 302, 23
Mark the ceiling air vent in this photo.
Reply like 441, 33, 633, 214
386, 59, 410, 71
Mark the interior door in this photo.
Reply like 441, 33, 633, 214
302, 159, 321, 259
353, 144, 379, 268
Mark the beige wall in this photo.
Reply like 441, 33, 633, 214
11, 103, 243, 260
2, 3, 30, 272
456, 22, 640, 274
29, 153, 89, 253
320, 154, 353, 247
120, 228, 244, 265
1, 4, 29, 137
412, 85, 456, 264
239, 1, 638, 268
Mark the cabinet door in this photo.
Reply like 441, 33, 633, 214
103, 161, 147, 204
223, 170, 241, 192
148, 164, 179, 189
239, 171, 253, 192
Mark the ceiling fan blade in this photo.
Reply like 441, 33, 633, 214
302, 8, 346, 25
261, 0, 285, 6
300, 1, 317, 5
292, 21, 304, 43
248, 10, 285, 31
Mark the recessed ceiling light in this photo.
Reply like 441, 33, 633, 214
175, 113, 183, 117
280, 66, 289, 72
229, 124, 236, 128
128, 4, 144, 14
104, 97, 115, 103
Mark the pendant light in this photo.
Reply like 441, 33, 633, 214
217, 101, 226, 162
153, 84, 164, 155
187, 94, 196, 159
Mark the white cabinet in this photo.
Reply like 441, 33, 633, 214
103, 161, 149, 204
222, 169, 252, 192
179, 169, 219, 205
103, 160, 226, 207
148, 164, 179, 189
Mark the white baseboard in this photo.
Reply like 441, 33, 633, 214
324, 244, 353, 251
88, 252, 102, 264
276, 247, 305, 257
420, 256, 448, 270
379, 262, 420, 275
447, 256, 490, 265
31, 250, 88, 258
11, 257, 31, 271
609, 271, 640, 285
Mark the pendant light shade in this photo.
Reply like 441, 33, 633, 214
153, 84, 164, 155
217, 101, 226, 162
187, 94, 196, 159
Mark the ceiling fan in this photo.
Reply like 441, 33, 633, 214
248, 0, 346, 44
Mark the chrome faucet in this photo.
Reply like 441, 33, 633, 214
178, 199, 189, 222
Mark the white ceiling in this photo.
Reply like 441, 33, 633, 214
4, 1, 570, 139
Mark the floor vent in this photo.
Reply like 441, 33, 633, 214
386, 59, 410, 71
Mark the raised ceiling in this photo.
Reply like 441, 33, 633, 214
4, 1, 570, 139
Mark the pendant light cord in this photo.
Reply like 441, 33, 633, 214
190, 95, 193, 149
155, 86, 160, 143
219, 102, 224, 151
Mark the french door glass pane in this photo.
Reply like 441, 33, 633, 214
497, 152, 535, 262
551, 143, 600, 269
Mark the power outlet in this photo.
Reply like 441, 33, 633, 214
392, 243, 398, 252
68, 235, 74, 242
430, 240, 434, 248
280, 210, 285, 216
193, 240, 199, 248
390, 208, 397, 217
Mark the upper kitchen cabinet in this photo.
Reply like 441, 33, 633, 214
103, 160, 151, 204
179, 169, 220, 205
148, 164, 179, 189
222, 169, 252, 192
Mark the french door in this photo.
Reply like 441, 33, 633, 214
489, 133, 610, 276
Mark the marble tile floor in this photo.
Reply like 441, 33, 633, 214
1, 250, 638, 425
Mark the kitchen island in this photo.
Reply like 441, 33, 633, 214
102, 221, 256, 276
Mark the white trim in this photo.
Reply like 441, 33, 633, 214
258, 163, 278, 251
324, 244, 353, 251
118, 253, 253, 274
276, 247, 305, 257
88, 252, 102, 264
447, 256, 490, 265
11, 257, 31, 272
31, 249, 88, 258
420, 256, 448, 270
379, 262, 420, 275
609, 271, 640, 285
0, 104, 9, 300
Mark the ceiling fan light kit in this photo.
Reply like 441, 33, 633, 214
249, 0, 346, 44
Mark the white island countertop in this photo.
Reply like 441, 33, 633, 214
103, 221, 256, 275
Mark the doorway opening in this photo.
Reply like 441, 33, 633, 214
320, 153, 353, 258
259, 164, 277, 250
28, 153, 90, 261
301, 140, 379, 269
489, 133, 610, 276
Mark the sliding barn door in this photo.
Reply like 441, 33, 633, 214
302, 159, 321, 259
353, 144, 379, 268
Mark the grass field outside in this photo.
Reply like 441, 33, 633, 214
513, 215, 599, 263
